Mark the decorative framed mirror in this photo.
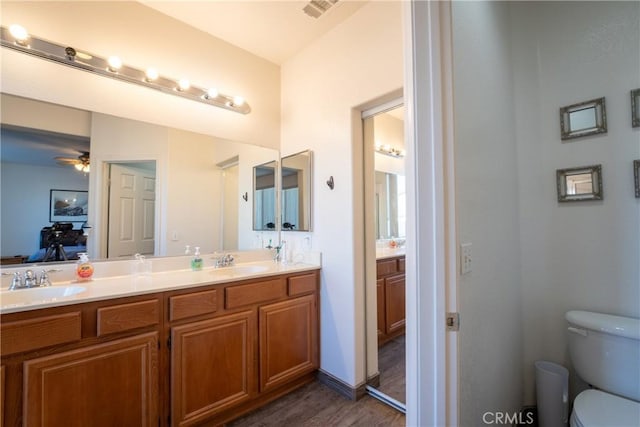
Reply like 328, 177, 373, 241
634, 160, 640, 198
560, 97, 607, 140
556, 164, 603, 202
631, 89, 640, 128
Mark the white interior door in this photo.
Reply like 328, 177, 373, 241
107, 163, 156, 258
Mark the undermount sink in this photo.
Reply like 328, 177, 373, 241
0, 285, 87, 307
210, 264, 270, 277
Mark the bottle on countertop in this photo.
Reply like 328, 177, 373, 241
191, 246, 203, 271
76, 252, 94, 282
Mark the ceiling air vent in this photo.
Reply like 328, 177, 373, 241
303, 0, 339, 19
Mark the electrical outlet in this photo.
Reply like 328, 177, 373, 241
460, 243, 472, 275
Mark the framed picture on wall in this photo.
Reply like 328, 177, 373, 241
49, 189, 88, 222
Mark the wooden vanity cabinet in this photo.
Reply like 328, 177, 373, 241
376, 256, 405, 346
0, 269, 320, 427
0, 294, 163, 427
167, 270, 319, 427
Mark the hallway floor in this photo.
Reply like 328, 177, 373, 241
228, 380, 405, 427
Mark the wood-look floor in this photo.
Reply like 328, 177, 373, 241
228, 380, 405, 427
376, 335, 406, 403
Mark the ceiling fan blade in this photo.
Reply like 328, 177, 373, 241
55, 157, 81, 165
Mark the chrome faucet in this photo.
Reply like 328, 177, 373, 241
8, 269, 53, 290
212, 253, 235, 268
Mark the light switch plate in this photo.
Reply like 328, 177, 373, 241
460, 242, 472, 275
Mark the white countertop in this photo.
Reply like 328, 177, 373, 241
0, 258, 320, 314
376, 247, 406, 260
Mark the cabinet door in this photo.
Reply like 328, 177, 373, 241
23, 332, 158, 427
385, 274, 406, 335
259, 294, 318, 392
171, 310, 255, 427
376, 279, 386, 340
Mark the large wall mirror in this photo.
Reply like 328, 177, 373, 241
363, 100, 406, 411
375, 171, 406, 240
281, 150, 312, 231
0, 93, 279, 264
253, 161, 277, 231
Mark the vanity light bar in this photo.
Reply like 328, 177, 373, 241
0, 25, 251, 115
375, 144, 405, 158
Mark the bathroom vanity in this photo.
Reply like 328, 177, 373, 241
0, 262, 320, 426
376, 253, 405, 346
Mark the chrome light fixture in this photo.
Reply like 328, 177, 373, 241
1, 25, 251, 114
375, 143, 405, 158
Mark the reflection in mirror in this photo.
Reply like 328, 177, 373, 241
631, 89, 640, 128
281, 150, 312, 231
253, 161, 277, 231
364, 101, 406, 410
0, 93, 279, 265
375, 171, 406, 239
560, 97, 607, 140
556, 164, 603, 202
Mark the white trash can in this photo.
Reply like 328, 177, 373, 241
535, 361, 569, 427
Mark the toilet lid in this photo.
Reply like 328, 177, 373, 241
573, 390, 640, 426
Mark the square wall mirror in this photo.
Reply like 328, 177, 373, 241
253, 161, 277, 231
281, 150, 312, 231
556, 164, 603, 202
560, 97, 607, 140
631, 89, 640, 128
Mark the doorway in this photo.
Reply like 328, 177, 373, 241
362, 99, 407, 412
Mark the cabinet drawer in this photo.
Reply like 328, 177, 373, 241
1, 312, 81, 355
225, 278, 285, 309
170, 289, 218, 322
288, 273, 317, 296
97, 299, 159, 336
376, 259, 398, 277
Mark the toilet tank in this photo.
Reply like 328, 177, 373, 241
566, 310, 640, 402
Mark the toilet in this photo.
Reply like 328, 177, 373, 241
566, 310, 640, 427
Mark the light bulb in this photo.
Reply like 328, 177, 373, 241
74, 163, 83, 171
178, 79, 190, 91
206, 88, 219, 99
9, 24, 29, 44
145, 68, 159, 81
233, 96, 245, 106
107, 56, 122, 72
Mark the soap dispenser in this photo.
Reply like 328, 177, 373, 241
191, 246, 203, 271
76, 252, 94, 282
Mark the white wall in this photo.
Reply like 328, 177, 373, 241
452, 2, 524, 424
374, 113, 405, 176
0, 163, 88, 256
281, 1, 403, 387
453, 1, 640, 417
1, 1, 280, 149
509, 1, 640, 404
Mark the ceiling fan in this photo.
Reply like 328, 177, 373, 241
55, 151, 90, 173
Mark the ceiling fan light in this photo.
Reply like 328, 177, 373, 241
74, 163, 83, 171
